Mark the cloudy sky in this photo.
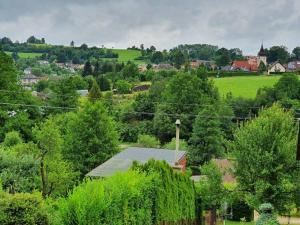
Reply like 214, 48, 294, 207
0, 0, 299, 54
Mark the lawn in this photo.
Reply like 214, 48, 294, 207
213, 75, 281, 99
111, 49, 145, 64
5, 51, 43, 59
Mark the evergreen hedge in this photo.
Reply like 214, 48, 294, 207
58, 160, 199, 225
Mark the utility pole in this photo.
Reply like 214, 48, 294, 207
175, 119, 181, 165
297, 118, 300, 160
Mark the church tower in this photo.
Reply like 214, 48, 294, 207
257, 43, 267, 66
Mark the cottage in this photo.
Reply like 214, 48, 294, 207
268, 62, 286, 74
152, 63, 174, 71
287, 61, 300, 71
86, 147, 187, 178
21, 74, 43, 86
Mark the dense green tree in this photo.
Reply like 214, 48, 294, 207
49, 77, 79, 109
197, 161, 225, 225
189, 105, 224, 166
170, 49, 185, 69
88, 79, 102, 101
63, 101, 119, 175
232, 105, 300, 213
151, 51, 164, 64
292, 47, 300, 60
273, 73, 300, 99
122, 61, 139, 79
82, 60, 93, 76
2, 131, 23, 147
0, 147, 40, 193
154, 72, 218, 142
33, 118, 77, 198
11, 51, 19, 61
215, 48, 231, 67
96, 75, 111, 91
267, 46, 290, 64
258, 61, 267, 73
115, 80, 132, 94
229, 48, 244, 60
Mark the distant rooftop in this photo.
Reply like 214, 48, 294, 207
86, 147, 186, 177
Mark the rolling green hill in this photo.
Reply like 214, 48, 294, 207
111, 49, 145, 64
213, 75, 281, 99
5, 51, 43, 59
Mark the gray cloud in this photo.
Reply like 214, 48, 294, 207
0, 0, 299, 54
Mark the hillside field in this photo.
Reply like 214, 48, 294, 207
111, 49, 145, 64
5, 51, 43, 59
213, 75, 281, 99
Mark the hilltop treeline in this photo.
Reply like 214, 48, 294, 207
0, 36, 118, 64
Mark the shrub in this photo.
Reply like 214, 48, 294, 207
137, 134, 160, 148
0, 192, 49, 225
58, 161, 198, 225
3, 131, 23, 147
115, 80, 132, 94
256, 203, 280, 225
58, 171, 155, 225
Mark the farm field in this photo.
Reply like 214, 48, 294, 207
5, 51, 43, 59
213, 75, 281, 99
111, 49, 145, 64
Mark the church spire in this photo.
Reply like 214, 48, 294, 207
258, 42, 266, 56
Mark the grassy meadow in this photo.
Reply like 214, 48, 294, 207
213, 75, 281, 99
111, 49, 145, 64
5, 51, 43, 59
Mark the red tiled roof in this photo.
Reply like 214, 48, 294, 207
232, 60, 251, 70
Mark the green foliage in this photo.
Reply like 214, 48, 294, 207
2, 131, 23, 147
0, 147, 40, 193
34, 118, 77, 197
0, 192, 49, 225
256, 204, 280, 225
58, 161, 197, 225
230, 199, 253, 222
115, 80, 132, 94
63, 101, 119, 176
88, 79, 102, 102
196, 161, 225, 210
96, 75, 111, 91
82, 61, 93, 76
258, 61, 267, 73
189, 105, 224, 165
154, 72, 218, 142
215, 48, 231, 67
137, 134, 160, 148
232, 104, 299, 213
132, 160, 197, 223
164, 138, 188, 150
58, 171, 155, 225
49, 76, 79, 109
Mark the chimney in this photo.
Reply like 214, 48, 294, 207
175, 119, 181, 164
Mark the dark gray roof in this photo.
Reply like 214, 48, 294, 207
86, 147, 186, 177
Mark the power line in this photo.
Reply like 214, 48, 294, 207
0, 88, 298, 111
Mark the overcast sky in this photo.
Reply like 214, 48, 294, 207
0, 0, 299, 54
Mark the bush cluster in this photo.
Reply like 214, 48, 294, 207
0, 192, 49, 225
58, 160, 198, 225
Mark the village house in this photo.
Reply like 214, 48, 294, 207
86, 147, 187, 178
21, 74, 44, 86
231, 44, 267, 72
268, 61, 286, 74
190, 60, 216, 70
287, 61, 300, 71
152, 63, 174, 71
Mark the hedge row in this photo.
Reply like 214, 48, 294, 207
0, 192, 49, 225
207, 71, 259, 77
58, 160, 198, 225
